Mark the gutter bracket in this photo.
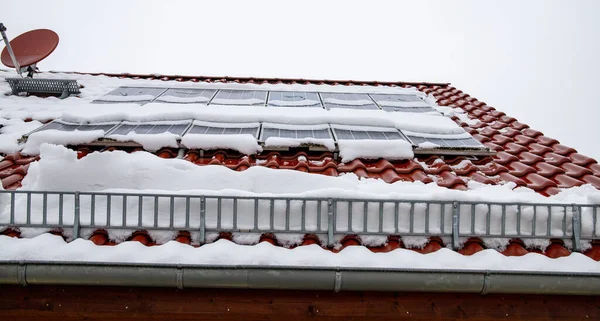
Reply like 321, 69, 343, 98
333, 268, 342, 292
17, 261, 27, 287
480, 270, 490, 295
176, 265, 184, 290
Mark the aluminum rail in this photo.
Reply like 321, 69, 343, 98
0, 261, 599, 295
1, 190, 599, 251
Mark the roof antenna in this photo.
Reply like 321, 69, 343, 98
0, 23, 21, 76
0, 24, 80, 99
0, 24, 59, 78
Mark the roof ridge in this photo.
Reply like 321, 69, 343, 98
48, 70, 452, 87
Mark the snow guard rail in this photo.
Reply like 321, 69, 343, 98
0, 190, 598, 251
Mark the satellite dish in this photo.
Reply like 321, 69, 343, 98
0, 24, 59, 77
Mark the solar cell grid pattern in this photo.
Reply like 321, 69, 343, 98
261, 127, 331, 140
320, 93, 379, 110
187, 124, 259, 137
210, 90, 267, 105
154, 88, 216, 103
407, 135, 483, 148
108, 123, 190, 136
267, 91, 322, 107
95, 87, 166, 102
32, 121, 117, 134
333, 128, 405, 140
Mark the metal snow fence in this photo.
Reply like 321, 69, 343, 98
0, 190, 598, 251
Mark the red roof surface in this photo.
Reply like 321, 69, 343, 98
2, 72, 600, 260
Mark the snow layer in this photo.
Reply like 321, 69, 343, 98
107, 132, 180, 151
264, 137, 336, 151
338, 140, 414, 162
94, 94, 155, 102
22, 130, 105, 155
0, 234, 598, 272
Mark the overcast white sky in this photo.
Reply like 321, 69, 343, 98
4, 0, 600, 160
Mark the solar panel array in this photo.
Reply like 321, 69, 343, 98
92, 86, 437, 113
26, 119, 487, 154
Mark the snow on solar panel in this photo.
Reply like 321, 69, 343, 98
210, 90, 267, 106
369, 94, 434, 113
186, 121, 260, 138
331, 125, 405, 141
260, 123, 334, 150
154, 88, 216, 104
29, 120, 118, 135
267, 91, 322, 108
261, 127, 331, 140
107, 121, 191, 136
92, 87, 167, 104
320, 93, 379, 110
405, 132, 484, 149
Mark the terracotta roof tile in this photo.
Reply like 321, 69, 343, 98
560, 163, 593, 178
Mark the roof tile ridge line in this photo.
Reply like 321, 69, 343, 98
47, 70, 452, 87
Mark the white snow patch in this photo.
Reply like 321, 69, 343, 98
377, 100, 431, 108
107, 132, 180, 151
264, 137, 335, 151
22, 130, 105, 155
3, 234, 597, 272
337, 139, 414, 162
94, 94, 155, 102
154, 95, 210, 104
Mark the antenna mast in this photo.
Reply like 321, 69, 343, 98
0, 23, 22, 77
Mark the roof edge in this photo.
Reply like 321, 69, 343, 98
47, 70, 452, 87
2, 261, 598, 295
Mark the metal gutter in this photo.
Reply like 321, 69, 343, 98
1, 261, 599, 295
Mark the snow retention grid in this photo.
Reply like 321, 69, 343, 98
1, 261, 599, 295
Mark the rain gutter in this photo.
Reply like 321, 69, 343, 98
1, 261, 599, 295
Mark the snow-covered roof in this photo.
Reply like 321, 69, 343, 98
0, 70, 599, 275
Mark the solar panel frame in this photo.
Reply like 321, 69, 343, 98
320, 92, 379, 110
210, 90, 268, 106
92, 87, 168, 104
106, 121, 193, 136
405, 134, 485, 149
185, 122, 261, 138
267, 91, 323, 108
259, 124, 333, 142
331, 125, 407, 141
27, 120, 120, 136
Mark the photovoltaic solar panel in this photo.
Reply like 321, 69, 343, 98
261, 128, 331, 141
320, 93, 379, 110
210, 90, 267, 106
267, 91, 322, 107
406, 135, 483, 148
187, 124, 260, 138
333, 128, 404, 140
108, 123, 191, 136
92, 87, 167, 104
31, 121, 118, 134
369, 94, 435, 113
154, 88, 216, 104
